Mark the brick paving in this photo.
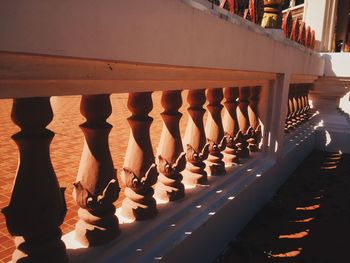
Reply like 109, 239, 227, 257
0, 92, 191, 263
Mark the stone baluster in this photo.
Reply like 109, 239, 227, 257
121, 92, 158, 220
261, 0, 283, 29
247, 86, 262, 152
2, 97, 67, 263
205, 88, 226, 176
182, 89, 209, 187
236, 87, 250, 158
291, 85, 299, 128
302, 85, 310, 120
294, 85, 303, 125
222, 87, 240, 165
73, 95, 120, 246
154, 91, 186, 202
286, 87, 295, 132
298, 86, 306, 123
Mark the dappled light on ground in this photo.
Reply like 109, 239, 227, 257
216, 150, 350, 263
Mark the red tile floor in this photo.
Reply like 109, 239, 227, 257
0, 92, 192, 262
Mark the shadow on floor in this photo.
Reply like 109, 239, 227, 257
215, 150, 350, 263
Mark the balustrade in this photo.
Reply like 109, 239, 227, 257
1, 86, 269, 260
284, 84, 311, 133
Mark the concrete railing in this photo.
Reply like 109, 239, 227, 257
0, 1, 327, 262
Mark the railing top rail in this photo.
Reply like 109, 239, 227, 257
0, 0, 324, 94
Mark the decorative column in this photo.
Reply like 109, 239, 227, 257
261, 0, 283, 29
236, 87, 250, 158
182, 89, 209, 187
222, 87, 240, 165
2, 97, 67, 263
205, 88, 226, 176
247, 86, 262, 152
73, 95, 120, 246
154, 91, 186, 202
121, 92, 158, 220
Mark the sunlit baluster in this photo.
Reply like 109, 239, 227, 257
291, 86, 299, 128
182, 89, 209, 187
286, 87, 295, 131
305, 86, 311, 118
301, 85, 309, 120
294, 85, 303, 125
121, 92, 158, 220
205, 88, 226, 176
73, 95, 120, 246
154, 91, 185, 202
223, 87, 240, 165
2, 97, 67, 263
297, 86, 305, 123
247, 86, 262, 152
236, 87, 250, 158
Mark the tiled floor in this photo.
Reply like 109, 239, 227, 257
0, 91, 192, 262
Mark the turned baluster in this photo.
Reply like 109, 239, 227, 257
205, 88, 226, 176
121, 92, 158, 220
73, 95, 120, 246
286, 87, 294, 132
261, 0, 283, 29
294, 85, 303, 125
297, 86, 306, 123
154, 90, 185, 202
182, 89, 209, 187
301, 85, 310, 120
236, 87, 250, 158
2, 97, 67, 263
223, 87, 240, 165
290, 86, 299, 128
247, 86, 262, 152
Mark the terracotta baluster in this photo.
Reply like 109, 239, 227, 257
298, 86, 306, 123
294, 85, 302, 125
121, 92, 158, 220
301, 85, 310, 120
73, 95, 120, 246
305, 86, 311, 118
236, 87, 250, 158
154, 91, 186, 202
2, 97, 67, 263
205, 88, 226, 176
286, 87, 294, 132
182, 89, 209, 187
222, 87, 240, 165
291, 86, 299, 128
261, 0, 283, 29
247, 86, 262, 152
